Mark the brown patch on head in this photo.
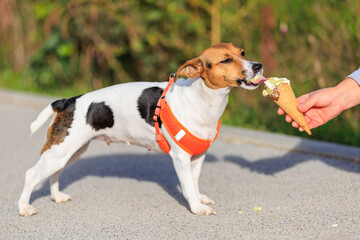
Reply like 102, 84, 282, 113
175, 43, 248, 89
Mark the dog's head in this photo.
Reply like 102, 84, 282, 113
175, 43, 264, 90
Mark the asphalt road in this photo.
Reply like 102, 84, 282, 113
1, 89, 360, 240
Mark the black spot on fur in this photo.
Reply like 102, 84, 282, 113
137, 87, 163, 127
86, 102, 114, 131
51, 95, 83, 112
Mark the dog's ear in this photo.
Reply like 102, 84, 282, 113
174, 57, 204, 81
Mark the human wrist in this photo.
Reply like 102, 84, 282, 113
335, 78, 360, 111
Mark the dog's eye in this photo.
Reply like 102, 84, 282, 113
241, 51, 245, 57
220, 58, 233, 64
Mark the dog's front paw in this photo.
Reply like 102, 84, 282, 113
51, 192, 71, 203
19, 204, 37, 217
198, 194, 215, 205
191, 203, 217, 216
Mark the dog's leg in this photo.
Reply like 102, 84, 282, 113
18, 138, 89, 217
170, 151, 216, 215
50, 142, 90, 203
191, 153, 215, 205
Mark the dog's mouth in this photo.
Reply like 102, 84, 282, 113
249, 75, 267, 85
236, 79, 261, 87
235, 74, 266, 90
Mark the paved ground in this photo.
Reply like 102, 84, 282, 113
1, 89, 360, 240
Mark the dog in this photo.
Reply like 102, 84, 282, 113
18, 43, 264, 217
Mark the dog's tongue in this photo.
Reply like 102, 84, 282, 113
253, 77, 267, 84
250, 75, 266, 84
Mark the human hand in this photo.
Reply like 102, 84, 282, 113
278, 88, 342, 131
278, 78, 360, 132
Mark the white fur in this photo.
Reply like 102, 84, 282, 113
167, 77, 230, 140
30, 104, 54, 136
240, 60, 264, 90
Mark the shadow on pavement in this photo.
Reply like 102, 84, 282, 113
224, 141, 360, 175
30, 153, 218, 206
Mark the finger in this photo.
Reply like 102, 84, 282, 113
304, 115, 320, 130
285, 115, 293, 123
292, 121, 299, 128
297, 93, 318, 113
296, 94, 309, 105
307, 120, 322, 130
277, 108, 285, 115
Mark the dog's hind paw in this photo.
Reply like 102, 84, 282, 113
198, 194, 215, 205
19, 204, 37, 217
191, 203, 217, 216
51, 192, 71, 203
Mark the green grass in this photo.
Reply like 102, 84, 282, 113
0, 68, 87, 98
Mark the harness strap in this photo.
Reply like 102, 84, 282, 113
153, 78, 173, 154
153, 77, 221, 156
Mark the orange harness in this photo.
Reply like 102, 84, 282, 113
153, 77, 221, 156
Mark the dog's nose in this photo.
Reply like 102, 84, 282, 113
252, 63, 262, 73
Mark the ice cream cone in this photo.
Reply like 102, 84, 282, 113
273, 83, 311, 135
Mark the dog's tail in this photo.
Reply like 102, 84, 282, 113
30, 104, 55, 136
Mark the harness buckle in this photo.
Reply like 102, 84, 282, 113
156, 135, 163, 141
169, 73, 175, 80
153, 114, 159, 122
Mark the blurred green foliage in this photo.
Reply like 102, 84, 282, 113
0, 0, 359, 146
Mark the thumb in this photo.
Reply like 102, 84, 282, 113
297, 93, 318, 113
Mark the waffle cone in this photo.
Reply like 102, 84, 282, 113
273, 83, 311, 135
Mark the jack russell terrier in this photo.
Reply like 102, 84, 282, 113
19, 43, 264, 217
